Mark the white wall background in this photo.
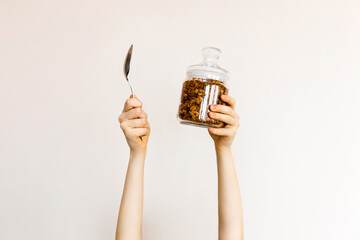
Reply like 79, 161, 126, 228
1, 0, 359, 239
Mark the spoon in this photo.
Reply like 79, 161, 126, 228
123, 44, 142, 141
123, 44, 134, 97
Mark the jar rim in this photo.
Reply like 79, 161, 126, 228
186, 68, 229, 82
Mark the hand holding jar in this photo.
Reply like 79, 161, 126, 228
208, 94, 240, 150
177, 47, 240, 150
177, 47, 231, 127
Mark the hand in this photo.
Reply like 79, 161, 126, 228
208, 95, 240, 150
118, 95, 150, 154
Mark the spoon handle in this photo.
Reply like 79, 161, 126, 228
126, 77, 134, 97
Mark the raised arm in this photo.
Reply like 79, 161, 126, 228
116, 96, 150, 240
208, 95, 243, 240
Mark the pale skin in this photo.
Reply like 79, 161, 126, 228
116, 95, 243, 240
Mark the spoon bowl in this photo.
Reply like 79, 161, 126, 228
123, 44, 134, 97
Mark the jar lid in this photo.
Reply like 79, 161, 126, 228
187, 47, 229, 82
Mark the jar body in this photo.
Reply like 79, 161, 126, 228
177, 77, 229, 128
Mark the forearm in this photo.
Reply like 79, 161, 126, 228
216, 146, 243, 240
116, 150, 146, 240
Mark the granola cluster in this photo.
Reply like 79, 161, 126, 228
178, 78, 228, 127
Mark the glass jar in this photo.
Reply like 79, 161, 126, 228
177, 47, 229, 128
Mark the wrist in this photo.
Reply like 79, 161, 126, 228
130, 148, 147, 159
214, 144, 232, 154
215, 145, 234, 165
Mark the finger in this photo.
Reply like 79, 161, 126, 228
220, 95, 236, 109
129, 127, 150, 137
208, 127, 235, 136
209, 112, 236, 126
210, 104, 238, 119
123, 97, 142, 112
123, 118, 148, 128
120, 108, 147, 121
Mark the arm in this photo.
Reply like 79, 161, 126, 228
116, 96, 150, 240
208, 95, 244, 240
216, 148, 243, 240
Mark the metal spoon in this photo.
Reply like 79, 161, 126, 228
123, 44, 143, 141
123, 44, 134, 97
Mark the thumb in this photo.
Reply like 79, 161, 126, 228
133, 94, 140, 100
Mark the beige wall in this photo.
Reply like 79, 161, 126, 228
1, 0, 359, 239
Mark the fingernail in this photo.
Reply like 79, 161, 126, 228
211, 105, 216, 109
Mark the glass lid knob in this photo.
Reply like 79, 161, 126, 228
202, 47, 221, 67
